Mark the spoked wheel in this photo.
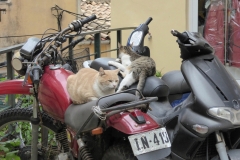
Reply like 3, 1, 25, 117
0, 107, 68, 160
102, 142, 137, 160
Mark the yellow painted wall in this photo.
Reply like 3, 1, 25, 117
0, 0, 77, 48
111, 0, 187, 74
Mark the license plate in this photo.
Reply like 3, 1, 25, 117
128, 127, 171, 156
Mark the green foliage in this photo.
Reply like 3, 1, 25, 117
155, 69, 163, 77
0, 139, 21, 159
17, 95, 34, 108
0, 77, 6, 82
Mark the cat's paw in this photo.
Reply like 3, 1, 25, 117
108, 61, 115, 66
120, 71, 126, 77
135, 91, 141, 99
115, 58, 121, 63
89, 97, 98, 101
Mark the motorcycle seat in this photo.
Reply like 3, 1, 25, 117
64, 93, 138, 132
90, 57, 170, 98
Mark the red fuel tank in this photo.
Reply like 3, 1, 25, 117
38, 66, 73, 121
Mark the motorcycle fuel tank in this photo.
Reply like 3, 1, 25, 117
38, 65, 73, 121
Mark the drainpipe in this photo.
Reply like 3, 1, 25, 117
188, 0, 198, 32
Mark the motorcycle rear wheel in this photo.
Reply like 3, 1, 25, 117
0, 107, 67, 160
102, 142, 137, 160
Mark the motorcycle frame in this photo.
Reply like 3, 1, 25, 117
0, 72, 161, 159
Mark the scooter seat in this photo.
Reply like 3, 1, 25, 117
161, 70, 190, 95
64, 93, 138, 132
148, 93, 193, 126
161, 70, 191, 106
90, 57, 170, 98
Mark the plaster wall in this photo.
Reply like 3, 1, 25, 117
111, 0, 188, 73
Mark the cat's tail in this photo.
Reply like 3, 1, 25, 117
136, 72, 147, 97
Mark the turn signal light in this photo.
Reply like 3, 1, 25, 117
192, 124, 208, 134
91, 127, 103, 135
27, 74, 33, 84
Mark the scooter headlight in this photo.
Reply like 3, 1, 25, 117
208, 107, 240, 125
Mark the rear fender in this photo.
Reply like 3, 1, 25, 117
107, 109, 159, 135
0, 79, 32, 95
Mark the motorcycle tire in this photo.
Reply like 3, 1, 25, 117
0, 107, 66, 160
102, 142, 137, 160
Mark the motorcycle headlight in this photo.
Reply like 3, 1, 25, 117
208, 107, 240, 125
11, 51, 27, 76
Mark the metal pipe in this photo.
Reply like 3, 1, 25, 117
68, 37, 73, 60
77, 40, 110, 45
215, 131, 222, 142
32, 96, 38, 118
31, 96, 39, 160
31, 124, 39, 160
215, 131, 228, 160
79, 27, 136, 36
117, 30, 122, 56
224, 0, 228, 65
6, 51, 15, 107
94, 33, 101, 59
0, 43, 24, 55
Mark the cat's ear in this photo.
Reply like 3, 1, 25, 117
99, 67, 105, 76
117, 42, 122, 48
114, 69, 120, 74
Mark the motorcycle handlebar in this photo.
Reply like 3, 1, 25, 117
145, 17, 153, 25
171, 30, 189, 43
61, 37, 85, 52
32, 65, 42, 85
32, 68, 40, 84
81, 15, 97, 26
69, 15, 97, 32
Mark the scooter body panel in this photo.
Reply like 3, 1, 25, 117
0, 79, 32, 95
38, 66, 73, 121
182, 54, 240, 110
168, 54, 238, 159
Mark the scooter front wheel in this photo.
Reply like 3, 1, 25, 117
0, 107, 67, 160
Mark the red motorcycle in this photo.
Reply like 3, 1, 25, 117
0, 15, 171, 160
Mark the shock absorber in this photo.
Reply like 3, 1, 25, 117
77, 138, 93, 160
215, 131, 228, 160
56, 125, 69, 153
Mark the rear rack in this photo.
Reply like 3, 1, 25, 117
96, 88, 158, 112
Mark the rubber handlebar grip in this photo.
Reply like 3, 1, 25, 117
81, 15, 97, 25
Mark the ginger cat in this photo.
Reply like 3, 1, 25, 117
67, 67, 119, 104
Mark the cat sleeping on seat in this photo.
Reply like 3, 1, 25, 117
67, 67, 119, 104
108, 42, 156, 97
